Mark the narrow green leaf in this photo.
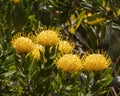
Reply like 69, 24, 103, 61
3, 70, 16, 77
75, 10, 86, 30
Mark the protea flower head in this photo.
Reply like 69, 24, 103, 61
11, 33, 35, 55
58, 40, 74, 54
36, 30, 60, 47
82, 50, 112, 71
56, 54, 82, 73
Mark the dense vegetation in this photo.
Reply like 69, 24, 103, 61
0, 0, 120, 95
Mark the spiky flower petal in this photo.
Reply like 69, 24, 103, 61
56, 54, 82, 73
36, 30, 60, 46
82, 51, 112, 71
11, 37, 35, 55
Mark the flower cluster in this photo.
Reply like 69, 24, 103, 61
11, 29, 112, 73
11, 30, 60, 59
11, 33, 44, 61
56, 51, 112, 73
11, 29, 74, 57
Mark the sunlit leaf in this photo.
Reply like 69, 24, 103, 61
75, 10, 86, 30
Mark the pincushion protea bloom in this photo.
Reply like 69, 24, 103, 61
36, 30, 60, 46
56, 54, 82, 73
11, 36, 35, 55
82, 51, 112, 71
32, 44, 44, 60
58, 40, 74, 54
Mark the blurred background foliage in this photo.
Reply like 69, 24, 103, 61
0, 0, 120, 95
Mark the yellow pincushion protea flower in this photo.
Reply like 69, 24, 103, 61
82, 51, 112, 71
32, 44, 44, 60
11, 36, 35, 55
56, 54, 82, 73
36, 30, 60, 46
58, 40, 74, 54
10, 0, 20, 4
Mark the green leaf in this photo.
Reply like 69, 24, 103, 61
3, 70, 16, 77
101, 68, 112, 78
75, 10, 86, 30
28, 15, 35, 20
